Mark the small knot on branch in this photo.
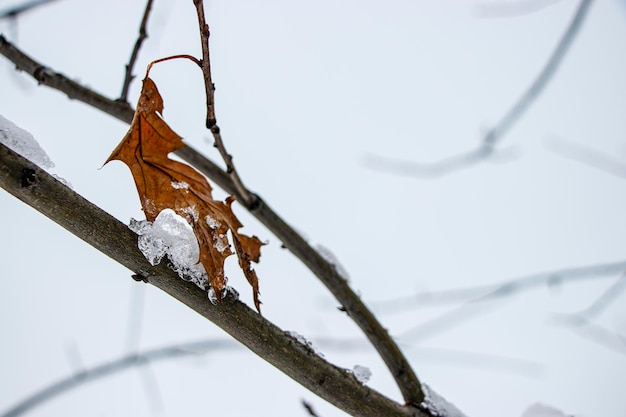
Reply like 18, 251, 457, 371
20, 168, 39, 188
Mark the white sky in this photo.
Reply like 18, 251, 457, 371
1, 1, 626, 417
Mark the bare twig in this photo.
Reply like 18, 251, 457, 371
563, 321, 626, 356
0, 143, 431, 417
545, 136, 626, 179
302, 399, 323, 417
0, 35, 134, 121
473, 0, 561, 18
553, 272, 626, 325
125, 284, 146, 353
0, 338, 238, 417
10, 19, 425, 409
366, 0, 593, 178
119, 0, 155, 102
393, 261, 626, 343
192, 0, 255, 208
370, 260, 626, 313
0, 0, 59, 19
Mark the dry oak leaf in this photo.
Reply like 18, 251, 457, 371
105, 77, 263, 312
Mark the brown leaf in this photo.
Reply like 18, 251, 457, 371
106, 77, 263, 312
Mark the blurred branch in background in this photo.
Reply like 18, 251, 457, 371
119, 0, 154, 102
370, 259, 626, 313
553, 272, 626, 325
0, 0, 60, 45
563, 320, 626, 356
0, 339, 239, 417
374, 260, 626, 343
473, 0, 561, 18
545, 136, 626, 179
0, 331, 543, 417
364, 0, 593, 178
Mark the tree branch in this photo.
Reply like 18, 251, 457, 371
0, 142, 430, 417
370, 259, 626, 312
365, 0, 593, 178
119, 0, 155, 102
545, 136, 626, 179
191, 0, 254, 207
0, 33, 426, 406
0, 338, 238, 417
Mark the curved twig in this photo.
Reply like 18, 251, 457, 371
119, 0, 155, 102
0, 32, 425, 406
365, 0, 593, 178
0, 339, 238, 417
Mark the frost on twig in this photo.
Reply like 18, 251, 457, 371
315, 244, 350, 282
287, 331, 325, 358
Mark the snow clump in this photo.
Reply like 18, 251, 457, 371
421, 384, 468, 417
351, 365, 372, 384
129, 209, 208, 290
0, 114, 54, 169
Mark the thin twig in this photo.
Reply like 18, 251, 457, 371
366, 0, 593, 178
473, 0, 561, 19
0, 338, 237, 417
0, 0, 59, 19
119, 0, 155, 102
192, 0, 255, 208
545, 136, 626, 179
395, 261, 626, 343
553, 272, 626, 325
0, 36, 429, 412
563, 321, 626, 356
302, 399, 323, 417
370, 260, 626, 313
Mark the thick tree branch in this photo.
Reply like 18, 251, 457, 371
0, 143, 430, 417
0, 33, 425, 406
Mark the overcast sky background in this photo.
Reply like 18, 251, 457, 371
1, 1, 626, 416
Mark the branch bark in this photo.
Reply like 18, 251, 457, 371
0, 142, 428, 417
364, 0, 594, 178
119, 0, 155, 102
0, 33, 425, 406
